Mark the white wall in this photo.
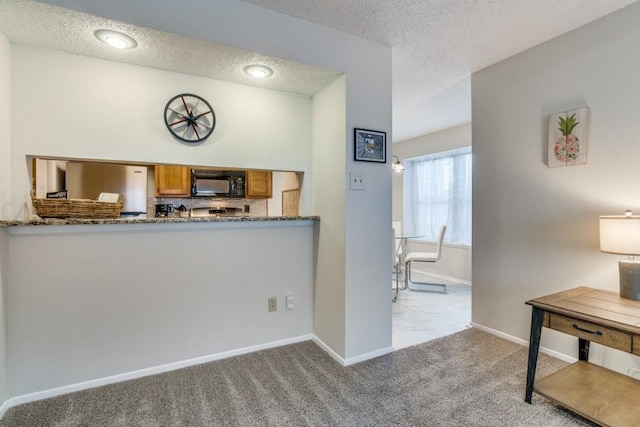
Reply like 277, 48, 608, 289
312, 77, 347, 357
392, 123, 472, 284
10, 45, 313, 219
311, 69, 394, 360
472, 1, 640, 371
0, 33, 9, 219
267, 172, 301, 216
33, 159, 66, 198
7, 222, 314, 396
344, 72, 393, 360
0, 230, 8, 412
43, 0, 393, 363
3, 0, 392, 405
0, 32, 10, 410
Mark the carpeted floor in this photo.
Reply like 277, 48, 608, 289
0, 328, 597, 426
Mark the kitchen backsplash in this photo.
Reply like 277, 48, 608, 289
148, 197, 267, 217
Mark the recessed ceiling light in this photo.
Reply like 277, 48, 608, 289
244, 65, 273, 79
94, 29, 138, 49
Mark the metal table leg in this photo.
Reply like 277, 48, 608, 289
525, 307, 544, 403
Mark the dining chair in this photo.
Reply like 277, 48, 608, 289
404, 225, 447, 293
392, 221, 403, 237
392, 221, 404, 281
392, 227, 401, 302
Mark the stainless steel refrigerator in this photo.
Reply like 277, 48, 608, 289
66, 162, 148, 215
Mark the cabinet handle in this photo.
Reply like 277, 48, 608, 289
572, 324, 603, 336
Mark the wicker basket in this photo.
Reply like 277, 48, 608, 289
31, 192, 125, 219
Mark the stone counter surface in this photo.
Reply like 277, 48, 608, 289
0, 215, 319, 227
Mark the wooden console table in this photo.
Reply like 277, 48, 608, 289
525, 287, 640, 427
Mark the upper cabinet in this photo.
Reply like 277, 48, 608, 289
155, 165, 191, 197
246, 170, 272, 199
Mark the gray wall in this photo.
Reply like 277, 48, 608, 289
472, 1, 640, 371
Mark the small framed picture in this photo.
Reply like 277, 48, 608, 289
547, 107, 589, 167
354, 128, 386, 163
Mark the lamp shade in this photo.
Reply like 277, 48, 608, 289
600, 214, 640, 255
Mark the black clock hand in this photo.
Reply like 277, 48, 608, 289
180, 96, 191, 116
168, 117, 189, 127
191, 122, 201, 140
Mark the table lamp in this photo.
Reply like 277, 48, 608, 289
600, 210, 640, 300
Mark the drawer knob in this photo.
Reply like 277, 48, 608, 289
572, 324, 603, 336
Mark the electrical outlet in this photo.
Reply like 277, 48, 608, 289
285, 294, 295, 309
268, 297, 277, 312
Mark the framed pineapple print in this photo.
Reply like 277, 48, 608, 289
547, 107, 589, 167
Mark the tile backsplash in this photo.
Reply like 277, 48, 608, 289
148, 197, 267, 217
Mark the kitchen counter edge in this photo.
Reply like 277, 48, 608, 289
0, 216, 320, 227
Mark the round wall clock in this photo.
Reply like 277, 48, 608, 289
164, 93, 216, 143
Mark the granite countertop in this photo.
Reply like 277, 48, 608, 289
0, 215, 319, 227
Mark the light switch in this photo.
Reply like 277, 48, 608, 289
350, 171, 366, 190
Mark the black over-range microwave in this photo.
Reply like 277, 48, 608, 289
191, 169, 245, 198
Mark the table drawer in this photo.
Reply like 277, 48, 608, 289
549, 314, 632, 353
634, 335, 640, 357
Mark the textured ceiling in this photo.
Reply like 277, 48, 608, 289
0, 0, 341, 97
0, 0, 638, 142
240, 0, 638, 141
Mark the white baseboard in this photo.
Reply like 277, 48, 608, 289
0, 399, 9, 420
411, 268, 471, 287
343, 346, 394, 366
312, 335, 393, 367
0, 334, 313, 417
312, 335, 346, 365
0, 333, 391, 418
2, 324, 573, 420
470, 322, 576, 363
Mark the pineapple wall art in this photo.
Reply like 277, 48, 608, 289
547, 108, 589, 167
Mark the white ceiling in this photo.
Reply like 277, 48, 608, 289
0, 0, 638, 142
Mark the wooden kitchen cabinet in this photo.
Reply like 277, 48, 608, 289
155, 165, 191, 197
245, 170, 272, 198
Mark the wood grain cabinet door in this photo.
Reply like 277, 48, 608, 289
246, 170, 272, 199
155, 165, 191, 197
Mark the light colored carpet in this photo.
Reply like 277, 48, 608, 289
0, 328, 596, 426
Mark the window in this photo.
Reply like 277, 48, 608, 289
406, 147, 471, 246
